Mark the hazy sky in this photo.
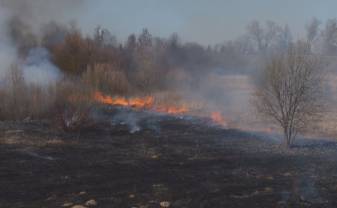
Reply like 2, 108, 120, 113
80, 0, 337, 45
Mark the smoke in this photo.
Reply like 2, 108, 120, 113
0, 0, 85, 34
112, 110, 142, 133
110, 109, 162, 134
0, 0, 86, 87
22, 48, 60, 86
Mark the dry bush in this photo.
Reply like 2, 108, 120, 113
131, 62, 164, 95
82, 63, 131, 95
0, 65, 57, 120
152, 91, 184, 106
49, 31, 90, 75
0, 64, 95, 132
254, 43, 324, 147
135, 68, 160, 94
54, 79, 95, 132
0, 64, 27, 119
25, 85, 58, 118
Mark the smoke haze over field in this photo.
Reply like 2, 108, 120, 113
3, 4, 337, 207
0, 0, 86, 86
0, 0, 337, 137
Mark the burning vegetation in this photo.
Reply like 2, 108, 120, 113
0, 6, 235, 129
94, 91, 154, 109
94, 91, 227, 126
0, 0, 242, 129
4, 1, 337, 207
0, 1, 336, 142
0, 8, 335, 139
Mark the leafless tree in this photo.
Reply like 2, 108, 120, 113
305, 17, 321, 44
254, 42, 324, 147
278, 25, 292, 50
322, 19, 337, 55
247, 21, 266, 52
247, 20, 290, 53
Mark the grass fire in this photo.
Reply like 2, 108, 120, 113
94, 91, 226, 126
3, 1, 337, 208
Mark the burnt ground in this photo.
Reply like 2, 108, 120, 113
2, 113, 337, 207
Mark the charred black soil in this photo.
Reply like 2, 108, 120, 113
1, 115, 337, 208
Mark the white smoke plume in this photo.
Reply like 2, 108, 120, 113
22, 48, 60, 86
0, 0, 85, 87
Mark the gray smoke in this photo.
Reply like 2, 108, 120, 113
23, 48, 60, 86
0, 0, 86, 87
0, 0, 84, 34
112, 111, 142, 133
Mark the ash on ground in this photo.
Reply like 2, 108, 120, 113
1, 110, 337, 208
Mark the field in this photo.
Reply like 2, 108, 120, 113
1, 108, 337, 208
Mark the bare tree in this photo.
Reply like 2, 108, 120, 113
305, 17, 321, 44
322, 19, 337, 55
254, 42, 324, 147
247, 21, 266, 52
247, 20, 287, 53
278, 25, 292, 50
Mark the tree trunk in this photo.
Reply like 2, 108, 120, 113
284, 136, 291, 147
284, 127, 292, 148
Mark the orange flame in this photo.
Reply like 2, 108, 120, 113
94, 91, 228, 127
155, 105, 189, 115
94, 91, 154, 108
211, 111, 227, 126
94, 91, 188, 115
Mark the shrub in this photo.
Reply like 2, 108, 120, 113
82, 63, 131, 95
0, 64, 57, 120
54, 80, 95, 132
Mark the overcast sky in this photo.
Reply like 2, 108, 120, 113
78, 0, 337, 45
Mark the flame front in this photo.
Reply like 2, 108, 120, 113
94, 91, 188, 115
94, 91, 154, 108
211, 111, 227, 127
94, 91, 229, 127
155, 105, 189, 114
